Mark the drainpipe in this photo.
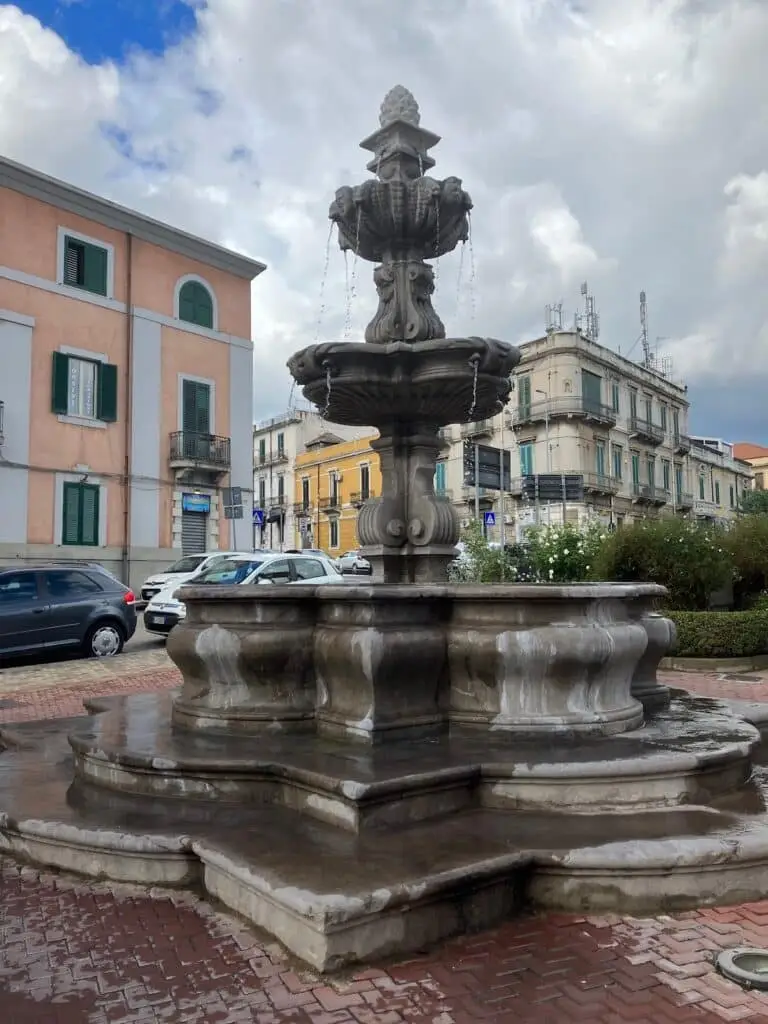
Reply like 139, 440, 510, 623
121, 232, 134, 585
316, 462, 321, 548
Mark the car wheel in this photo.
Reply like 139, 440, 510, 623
85, 621, 125, 658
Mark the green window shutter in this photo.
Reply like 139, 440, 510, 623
97, 363, 118, 422
182, 379, 211, 434
80, 484, 99, 545
83, 243, 108, 295
178, 281, 214, 329
581, 370, 602, 411
62, 483, 81, 544
51, 352, 70, 415
63, 239, 83, 286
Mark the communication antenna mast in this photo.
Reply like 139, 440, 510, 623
545, 302, 563, 334
575, 281, 600, 341
640, 290, 652, 368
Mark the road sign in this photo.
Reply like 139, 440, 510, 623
252, 508, 265, 526
484, 511, 496, 526
222, 486, 243, 520
463, 441, 512, 490
520, 474, 584, 503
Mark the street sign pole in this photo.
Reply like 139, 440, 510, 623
474, 442, 481, 524
499, 416, 506, 553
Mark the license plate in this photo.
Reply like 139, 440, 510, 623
149, 615, 166, 625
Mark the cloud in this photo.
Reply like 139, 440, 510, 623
1, 0, 768, 440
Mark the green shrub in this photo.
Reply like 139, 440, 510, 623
591, 519, 731, 610
726, 515, 768, 602
668, 609, 768, 658
525, 521, 607, 583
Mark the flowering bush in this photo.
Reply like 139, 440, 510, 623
725, 514, 768, 605
591, 518, 731, 610
525, 521, 608, 583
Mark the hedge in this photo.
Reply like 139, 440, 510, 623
667, 609, 768, 659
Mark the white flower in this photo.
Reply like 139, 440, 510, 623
563, 548, 570, 555
549, 555, 555, 563
548, 568, 554, 578
585, 564, 591, 570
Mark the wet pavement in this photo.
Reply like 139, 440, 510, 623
4, 666, 768, 1020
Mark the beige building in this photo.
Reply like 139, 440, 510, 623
733, 443, 768, 490
438, 330, 749, 538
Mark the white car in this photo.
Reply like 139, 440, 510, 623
336, 550, 372, 575
138, 551, 255, 606
143, 552, 344, 636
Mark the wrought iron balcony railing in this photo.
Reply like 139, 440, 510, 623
512, 396, 617, 428
169, 431, 231, 468
630, 416, 664, 446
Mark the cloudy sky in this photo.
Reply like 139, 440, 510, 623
2, 0, 767, 441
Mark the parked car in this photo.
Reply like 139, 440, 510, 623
143, 552, 343, 635
336, 550, 372, 575
138, 551, 256, 606
0, 563, 137, 659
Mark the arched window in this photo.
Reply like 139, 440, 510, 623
177, 278, 215, 329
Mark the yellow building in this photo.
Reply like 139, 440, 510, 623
293, 432, 381, 554
734, 443, 768, 490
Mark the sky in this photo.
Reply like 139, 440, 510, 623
1, 0, 767, 442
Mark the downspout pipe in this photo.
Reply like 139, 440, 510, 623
121, 232, 134, 585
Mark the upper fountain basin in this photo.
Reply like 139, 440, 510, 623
287, 336, 521, 427
330, 176, 472, 262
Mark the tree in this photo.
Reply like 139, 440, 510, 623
739, 489, 768, 515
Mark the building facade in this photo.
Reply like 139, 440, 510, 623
687, 438, 753, 521
733, 443, 768, 490
439, 330, 747, 538
293, 434, 381, 554
252, 411, 364, 550
0, 156, 264, 588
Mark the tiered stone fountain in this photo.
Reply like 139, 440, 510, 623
3, 88, 768, 973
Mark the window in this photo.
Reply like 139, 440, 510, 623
301, 478, 310, 509
631, 451, 640, 486
0, 572, 38, 604
629, 389, 638, 420
51, 352, 117, 422
646, 456, 655, 487
662, 460, 671, 491
611, 444, 623, 481
434, 460, 447, 495
63, 235, 108, 296
360, 463, 371, 500
611, 382, 620, 414
581, 370, 602, 413
756, 472, 765, 490
294, 558, 327, 581
259, 438, 266, 464
277, 474, 285, 503
182, 379, 211, 435
672, 408, 680, 439
519, 441, 534, 476
330, 472, 339, 505
258, 478, 266, 508
517, 374, 532, 414
44, 570, 103, 599
730, 485, 735, 508
675, 465, 683, 500
329, 518, 339, 549
595, 440, 606, 478
178, 280, 214, 329
660, 404, 668, 432
644, 396, 652, 423
62, 482, 100, 546
699, 474, 706, 500
277, 432, 285, 456
715, 480, 721, 505
258, 559, 292, 584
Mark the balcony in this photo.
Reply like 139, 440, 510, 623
257, 448, 289, 467
693, 498, 719, 518
461, 420, 493, 440
293, 501, 312, 516
512, 396, 617, 429
319, 495, 341, 513
582, 472, 620, 495
438, 427, 454, 442
169, 431, 231, 473
630, 417, 664, 446
462, 485, 495, 502
632, 483, 667, 505
350, 491, 373, 508
676, 491, 694, 510
673, 433, 691, 455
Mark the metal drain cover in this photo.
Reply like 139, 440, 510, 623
717, 947, 768, 990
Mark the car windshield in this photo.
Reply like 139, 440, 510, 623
195, 559, 264, 585
164, 555, 206, 574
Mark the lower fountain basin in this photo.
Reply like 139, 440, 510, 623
167, 581, 668, 741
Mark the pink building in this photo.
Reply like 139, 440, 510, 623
0, 156, 265, 588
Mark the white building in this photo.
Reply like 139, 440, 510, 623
437, 330, 750, 540
687, 437, 753, 523
252, 409, 362, 550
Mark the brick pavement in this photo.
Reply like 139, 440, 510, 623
3, 665, 768, 1021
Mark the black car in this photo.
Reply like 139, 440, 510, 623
0, 563, 137, 660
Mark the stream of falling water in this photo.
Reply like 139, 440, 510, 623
467, 356, 479, 421
467, 211, 477, 323
314, 222, 335, 342
343, 250, 351, 338
456, 239, 466, 302
322, 362, 333, 419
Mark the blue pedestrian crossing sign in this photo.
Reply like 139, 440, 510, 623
252, 508, 265, 526
483, 511, 496, 526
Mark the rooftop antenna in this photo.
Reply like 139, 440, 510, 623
640, 290, 652, 368
575, 281, 600, 341
545, 302, 563, 334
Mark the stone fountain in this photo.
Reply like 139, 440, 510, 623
4, 88, 768, 974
